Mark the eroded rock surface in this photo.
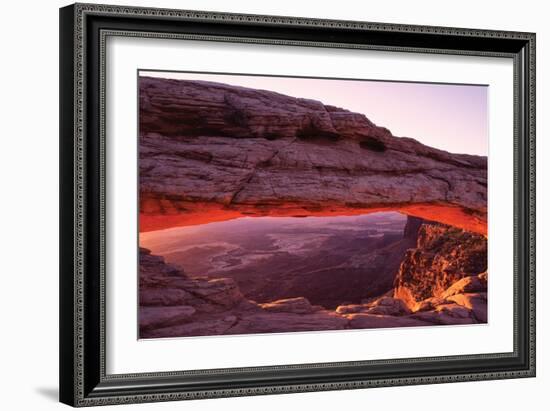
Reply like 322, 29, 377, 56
347, 314, 432, 329
140, 306, 196, 332
393, 222, 487, 308
259, 297, 323, 314
139, 77, 487, 234
446, 292, 488, 322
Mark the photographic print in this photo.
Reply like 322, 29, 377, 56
138, 71, 488, 339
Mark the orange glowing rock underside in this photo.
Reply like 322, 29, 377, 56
138, 201, 487, 236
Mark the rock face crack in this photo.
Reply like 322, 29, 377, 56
227, 171, 256, 206
227, 138, 297, 205
426, 173, 453, 201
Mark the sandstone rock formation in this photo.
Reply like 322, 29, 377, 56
393, 221, 487, 309
441, 271, 487, 299
139, 77, 487, 235
347, 314, 430, 329
259, 297, 323, 314
446, 293, 488, 322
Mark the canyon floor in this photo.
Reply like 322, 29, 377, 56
141, 212, 412, 309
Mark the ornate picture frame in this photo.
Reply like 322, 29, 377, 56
59, 3, 535, 407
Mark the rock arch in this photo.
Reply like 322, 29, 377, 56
139, 77, 487, 235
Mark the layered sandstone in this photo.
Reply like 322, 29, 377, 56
139, 77, 487, 234
393, 221, 487, 308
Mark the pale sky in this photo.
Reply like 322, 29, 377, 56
140, 70, 488, 156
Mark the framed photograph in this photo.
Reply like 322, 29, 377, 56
59, 3, 536, 407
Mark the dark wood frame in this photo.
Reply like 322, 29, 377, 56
59, 3, 536, 407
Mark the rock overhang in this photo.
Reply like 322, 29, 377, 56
139, 77, 487, 235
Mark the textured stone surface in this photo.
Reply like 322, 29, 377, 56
346, 314, 431, 329
144, 317, 238, 339
364, 296, 412, 316
139, 288, 191, 307
138, 77, 487, 234
259, 297, 321, 314
335, 304, 370, 315
139, 306, 196, 332
336, 296, 412, 316
446, 292, 488, 322
227, 312, 349, 334
414, 297, 448, 312
393, 222, 487, 308
440, 272, 488, 299
410, 303, 478, 325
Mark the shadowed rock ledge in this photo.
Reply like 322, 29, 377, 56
139, 77, 487, 234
